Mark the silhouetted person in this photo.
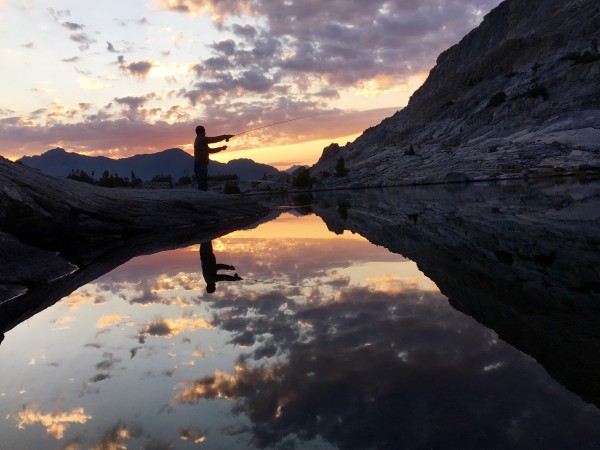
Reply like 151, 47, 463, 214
200, 241, 242, 293
194, 125, 234, 191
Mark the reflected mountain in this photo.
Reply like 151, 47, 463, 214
310, 180, 600, 407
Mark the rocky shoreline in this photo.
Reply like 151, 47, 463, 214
0, 157, 270, 335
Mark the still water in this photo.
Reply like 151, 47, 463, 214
1, 183, 600, 449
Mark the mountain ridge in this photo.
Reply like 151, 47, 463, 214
19, 147, 280, 181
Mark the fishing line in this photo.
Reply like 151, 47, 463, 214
232, 113, 323, 137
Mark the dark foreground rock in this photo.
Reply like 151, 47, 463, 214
308, 180, 600, 407
0, 157, 267, 248
0, 156, 270, 331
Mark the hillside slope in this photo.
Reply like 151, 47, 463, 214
314, 0, 600, 186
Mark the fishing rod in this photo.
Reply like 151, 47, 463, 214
232, 112, 323, 137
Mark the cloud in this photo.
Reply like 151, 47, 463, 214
61, 56, 81, 63
114, 94, 153, 110
211, 39, 236, 55
180, 427, 207, 444
107, 41, 118, 53
0, 99, 396, 159
231, 23, 257, 39
138, 315, 214, 341
18, 405, 91, 439
48, 8, 96, 51
69, 31, 96, 50
172, 285, 600, 449
97, 315, 130, 328
121, 59, 155, 78
91, 421, 142, 449
62, 21, 84, 31
78, 77, 113, 90
159, 0, 503, 87
47, 8, 71, 22
185, 70, 278, 103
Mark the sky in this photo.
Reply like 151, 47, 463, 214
0, 0, 502, 169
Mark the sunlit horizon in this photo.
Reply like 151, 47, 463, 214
0, 1, 502, 167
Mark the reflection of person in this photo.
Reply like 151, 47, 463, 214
200, 241, 242, 293
194, 125, 234, 191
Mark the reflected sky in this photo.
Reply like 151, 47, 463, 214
1, 212, 599, 449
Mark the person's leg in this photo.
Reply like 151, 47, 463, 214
194, 162, 208, 191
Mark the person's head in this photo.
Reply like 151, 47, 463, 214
196, 125, 206, 136
206, 282, 216, 294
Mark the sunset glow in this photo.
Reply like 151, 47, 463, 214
0, 0, 502, 167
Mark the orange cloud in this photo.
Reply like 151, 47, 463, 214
139, 315, 214, 339
157, 0, 254, 22
18, 405, 92, 439
96, 315, 130, 328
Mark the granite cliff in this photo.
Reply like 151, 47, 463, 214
313, 0, 600, 187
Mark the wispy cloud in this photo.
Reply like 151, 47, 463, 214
48, 8, 97, 51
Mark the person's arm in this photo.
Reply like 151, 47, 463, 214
214, 274, 243, 282
205, 134, 234, 144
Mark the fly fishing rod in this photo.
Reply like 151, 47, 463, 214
232, 112, 323, 137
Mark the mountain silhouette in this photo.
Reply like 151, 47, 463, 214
19, 148, 280, 181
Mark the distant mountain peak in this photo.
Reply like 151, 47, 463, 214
19, 148, 280, 181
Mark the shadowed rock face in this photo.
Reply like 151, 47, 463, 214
311, 180, 600, 406
313, 0, 600, 187
0, 157, 270, 333
0, 157, 268, 248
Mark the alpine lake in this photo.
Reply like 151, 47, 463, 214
1, 179, 599, 449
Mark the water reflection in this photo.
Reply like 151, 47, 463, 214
309, 179, 600, 409
200, 240, 243, 293
176, 286, 600, 449
1, 182, 600, 449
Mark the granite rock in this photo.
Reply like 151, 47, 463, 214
313, 0, 600, 187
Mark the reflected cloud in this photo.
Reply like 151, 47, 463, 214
138, 315, 214, 341
17, 405, 91, 439
62, 289, 99, 309
95, 353, 120, 372
173, 284, 600, 448
96, 315, 130, 329
180, 427, 207, 444
89, 421, 141, 450
50, 316, 76, 325
365, 274, 440, 293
